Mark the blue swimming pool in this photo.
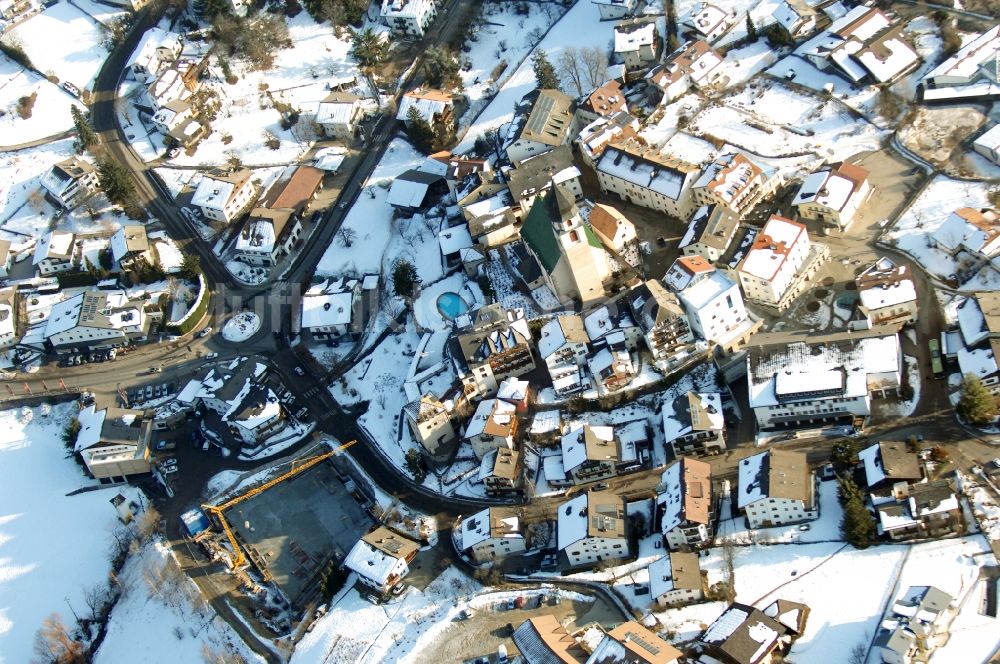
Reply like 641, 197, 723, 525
437, 292, 470, 320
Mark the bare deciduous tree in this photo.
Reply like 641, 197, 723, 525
81, 583, 112, 621
557, 47, 585, 96
580, 46, 608, 90
336, 226, 357, 248
32, 613, 85, 664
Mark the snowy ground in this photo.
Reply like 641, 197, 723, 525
93, 539, 264, 664
0, 56, 82, 146
9, 0, 123, 92
0, 403, 142, 664
883, 175, 997, 290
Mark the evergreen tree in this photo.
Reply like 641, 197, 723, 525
404, 106, 435, 153
746, 14, 757, 41
193, 0, 230, 20
957, 374, 998, 425
96, 157, 136, 208
838, 477, 874, 549
830, 439, 858, 470
350, 27, 386, 67
421, 46, 459, 88
179, 253, 202, 279
532, 50, 560, 90
71, 105, 97, 153
392, 258, 418, 299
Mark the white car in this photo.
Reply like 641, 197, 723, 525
197, 327, 213, 338
293, 366, 305, 376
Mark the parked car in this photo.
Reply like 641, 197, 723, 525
150, 366, 163, 373
161, 465, 178, 475
293, 366, 305, 376
197, 327, 213, 338
145, 386, 153, 400
154, 440, 176, 452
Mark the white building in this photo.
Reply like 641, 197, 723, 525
451, 304, 536, 399
557, 491, 630, 568
682, 3, 733, 43
646, 40, 724, 104
40, 157, 98, 209
75, 405, 152, 481
506, 89, 575, 166
931, 207, 1000, 260
662, 391, 725, 457
538, 315, 591, 397
792, 162, 871, 232
591, 0, 637, 20
234, 208, 302, 267
109, 224, 149, 270
804, 6, 919, 85
856, 257, 918, 326
738, 215, 817, 310
380, 0, 436, 37
773, 0, 817, 39
403, 393, 456, 461
0, 287, 16, 349
125, 27, 181, 83
954, 292, 1000, 393
396, 88, 454, 127
973, 124, 1000, 165
464, 398, 518, 459
597, 141, 698, 220
561, 424, 627, 485
627, 279, 698, 370
614, 18, 660, 71
300, 277, 362, 338
921, 25, 1000, 103
151, 98, 193, 135
575, 111, 639, 167
0, 239, 10, 279
665, 255, 753, 349
316, 91, 364, 140
656, 457, 713, 550
455, 507, 526, 564
747, 327, 901, 430
344, 527, 420, 595
738, 450, 817, 528
192, 169, 256, 223
43, 290, 147, 350
33, 230, 78, 275
691, 152, 781, 217
648, 552, 703, 607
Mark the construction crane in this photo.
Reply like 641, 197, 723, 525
201, 440, 357, 575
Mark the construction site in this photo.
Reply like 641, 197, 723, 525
195, 441, 374, 608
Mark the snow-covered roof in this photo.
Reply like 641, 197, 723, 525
561, 424, 617, 472
614, 20, 656, 53
854, 32, 919, 83
739, 216, 807, 281
387, 170, 442, 208
438, 225, 473, 256
313, 146, 348, 172
672, 263, 736, 312
301, 283, 355, 329
957, 342, 998, 380
538, 315, 588, 359
316, 92, 360, 125
33, 231, 74, 265
75, 404, 106, 452
828, 5, 888, 39
701, 604, 782, 664
684, 2, 730, 38
557, 492, 589, 550
192, 170, 250, 212
459, 507, 522, 551
497, 376, 529, 403
924, 24, 1000, 84
856, 258, 916, 311
464, 399, 517, 440
344, 528, 415, 587
381, 0, 433, 19
530, 409, 562, 436
396, 88, 452, 123
737, 449, 812, 509
126, 27, 181, 73
597, 144, 692, 202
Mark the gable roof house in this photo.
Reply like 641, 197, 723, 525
588, 202, 638, 256
110, 224, 150, 270
300, 277, 363, 338
804, 6, 920, 85
192, 168, 256, 223
478, 447, 522, 495
591, 0, 638, 20
700, 600, 808, 664
450, 304, 536, 399
656, 457, 713, 550
773, 0, 818, 40
506, 89, 576, 166
344, 526, 420, 595
648, 552, 703, 607
573, 80, 628, 134
464, 398, 518, 460
955, 291, 1000, 393
679, 204, 739, 263
682, 2, 734, 43
262, 165, 326, 217
403, 393, 457, 464
75, 405, 153, 480
614, 17, 661, 72
151, 98, 194, 135
396, 88, 454, 127
931, 207, 1000, 263
513, 614, 589, 664
596, 140, 699, 220
662, 391, 725, 458
887, 585, 955, 650
43, 290, 148, 350
738, 215, 827, 311
557, 490, 630, 568
538, 314, 592, 397
856, 257, 918, 326
235, 208, 302, 268
920, 25, 1000, 104
666, 255, 756, 350
125, 27, 182, 83
387, 169, 449, 210
456, 506, 526, 564
646, 40, 724, 104
506, 145, 584, 216
627, 279, 698, 369
874, 479, 963, 541
692, 152, 781, 217
738, 449, 818, 528
586, 621, 683, 664
316, 91, 365, 140
560, 424, 628, 485
33, 230, 78, 275
40, 157, 98, 209
858, 440, 924, 493
793, 161, 872, 232
576, 110, 639, 167
973, 123, 1000, 165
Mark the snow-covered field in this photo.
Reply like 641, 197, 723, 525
0, 56, 82, 146
884, 175, 997, 290
9, 1, 122, 92
0, 403, 140, 664
93, 539, 264, 664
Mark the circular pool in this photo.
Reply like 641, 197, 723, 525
436, 292, 470, 321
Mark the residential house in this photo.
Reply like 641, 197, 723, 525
40, 157, 98, 209
0, 287, 17, 349
166, 117, 207, 149
856, 257, 918, 326
738, 450, 817, 528
614, 18, 660, 71
451, 304, 535, 399
576, 111, 639, 167
396, 89, 455, 128
506, 145, 583, 216
875, 480, 963, 541
506, 89, 575, 166
588, 203, 637, 257
262, 165, 325, 217
126, 27, 181, 83
875, 624, 918, 664
955, 291, 1000, 393
591, 0, 637, 20
596, 141, 699, 220
701, 601, 807, 664
656, 457, 713, 550
151, 98, 193, 135
456, 507, 526, 563
773, 0, 818, 39
513, 615, 589, 664
585, 622, 683, 664
584, 303, 642, 351
0, 0, 37, 22
747, 327, 902, 429
461, 186, 518, 247
573, 80, 628, 134
682, 3, 734, 43
436, 153, 493, 202
224, 379, 288, 447
561, 424, 626, 485
380, 0, 436, 37
464, 398, 518, 459
628, 279, 698, 369
496, 376, 531, 412
588, 346, 638, 393
538, 314, 591, 397
738, 215, 827, 311
192, 168, 256, 223
665, 255, 754, 349
692, 152, 781, 217
679, 204, 739, 262
973, 124, 1000, 165
528, 409, 562, 445
33, 230, 78, 275
403, 393, 457, 463
75, 405, 152, 481
646, 40, 724, 104
879, 586, 955, 658
387, 169, 448, 210
793, 161, 872, 232
316, 91, 364, 140
804, 6, 919, 85
301, 277, 363, 338
521, 190, 611, 306
0, 239, 10, 279
557, 490, 630, 567
931, 207, 1000, 262
142, 60, 199, 112
234, 208, 302, 267
110, 224, 150, 270
762, 599, 811, 639
44, 290, 148, 350
920, 25, 1000, 103
344, 527, 420, 595
662, 391, 726, 457
648, 552, 703, 607
858, 440, 924, 493
478, 447, 522, 495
